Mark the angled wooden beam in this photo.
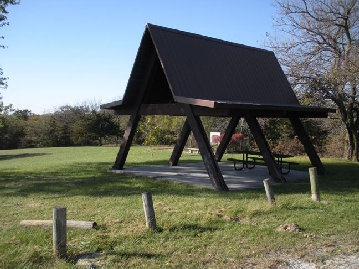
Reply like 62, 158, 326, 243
113, 114, 141, 169
169, 119, 191, 166
289, 117, 325, 175
113, 51, 157, 170
215, 116, 241, 162
184, 105, 229, 191
244, 113, 285, 182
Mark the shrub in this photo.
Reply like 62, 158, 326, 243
214, 133, 245, 152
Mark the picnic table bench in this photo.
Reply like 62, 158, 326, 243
187, 147, 200, 154
228, 150, 299, 174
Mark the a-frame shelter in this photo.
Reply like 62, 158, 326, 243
101, 24, 334, 191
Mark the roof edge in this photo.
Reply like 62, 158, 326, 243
100, 100, 122, 110
214, 101, 336, 113
146, 23, 273, 55
174, 96, 215, 108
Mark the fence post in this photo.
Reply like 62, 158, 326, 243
142, 192, 157, 231
263, 178, 275, 205
53, 206, 67, 258
309, 167, 320, 201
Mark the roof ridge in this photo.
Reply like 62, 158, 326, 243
147, 23, 273, 55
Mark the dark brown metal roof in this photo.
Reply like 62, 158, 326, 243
101, 24, 334, 116
148, 24, 299, 107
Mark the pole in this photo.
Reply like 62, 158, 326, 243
142, 192, 157, 231
263, 178, 275, 205
309, 167, 320, 201
53, 206, 67, 258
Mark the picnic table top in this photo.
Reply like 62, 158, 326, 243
236, 150, 293, 159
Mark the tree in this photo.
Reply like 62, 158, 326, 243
87, 110, 121, 146
1, 0, 19, 94
269, 0, 359, 160
138, 115, 184, 145
0, 104, 29, 149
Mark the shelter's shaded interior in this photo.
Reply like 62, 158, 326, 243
142, 56, 174, 105
101, 24, 334, 191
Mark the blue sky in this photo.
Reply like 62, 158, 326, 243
1, 0, 276, 114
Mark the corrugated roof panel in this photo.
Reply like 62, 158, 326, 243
147, 24, 299, 106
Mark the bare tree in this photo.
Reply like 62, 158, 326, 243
269, 0, 359, 160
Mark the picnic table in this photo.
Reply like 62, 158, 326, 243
227, 150, 299, 174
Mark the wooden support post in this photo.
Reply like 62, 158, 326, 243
142, 192, 157, 231
309, 167, 320, 201
169, 119, 191, 166
263, 178, 275, 205
53, 206, 66, 259
245, 113, 285, 182
113, 114, 141, 169
113, 51, 157, 170
289, 117, 325, 175
184, 105, 229, 191
215, 116, 240, 162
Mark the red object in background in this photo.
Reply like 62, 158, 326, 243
213, 133, 244, 144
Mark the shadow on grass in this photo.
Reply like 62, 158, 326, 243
0, 159, 358, 198
0, 161, 217, 198
271, 160, 359, 195
168, 224, 219, 233
71, 251, 163, 264
0, 153, 50, 161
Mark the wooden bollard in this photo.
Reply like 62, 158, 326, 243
309, 167, 320, 202
142, 192, 157, 231
263, 178, 275, 205
53, 206, 67, 258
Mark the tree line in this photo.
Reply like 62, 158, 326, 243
0, 103, 122, 149
1, 100, 344, 160
0, 103, 227, 149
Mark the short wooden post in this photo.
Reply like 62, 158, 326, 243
53, 206, 67, 258
263, 178, 275, 205
309, 167, 320, 201
142, 192, 156, 231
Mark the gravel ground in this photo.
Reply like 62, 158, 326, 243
282, 255, 359, 268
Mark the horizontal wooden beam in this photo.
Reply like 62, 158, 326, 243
20, 220, 97, 229
111, 104, 330, 118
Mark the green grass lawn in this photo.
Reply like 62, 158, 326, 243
0, 146, 358, 267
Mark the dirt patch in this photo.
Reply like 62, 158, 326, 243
277, 223, 302, 232
283, 254, 359, 268
74, 252, 102, 268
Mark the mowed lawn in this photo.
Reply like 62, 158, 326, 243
0, 146, 358, 267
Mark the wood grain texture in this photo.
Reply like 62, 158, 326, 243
53, 206, 66, 258
263, 178, 275, 205
142, 192, 157, 231
245, 113, 285, 182
169, 119, 191, 166
290, 117, 325, 175
113, 51, 157, 170
20, 220, 97, 229
309, 167, 320, 202
184, 105, 229, 191
215, 116, 240, 162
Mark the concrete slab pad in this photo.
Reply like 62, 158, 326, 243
109, 162, 309, 191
